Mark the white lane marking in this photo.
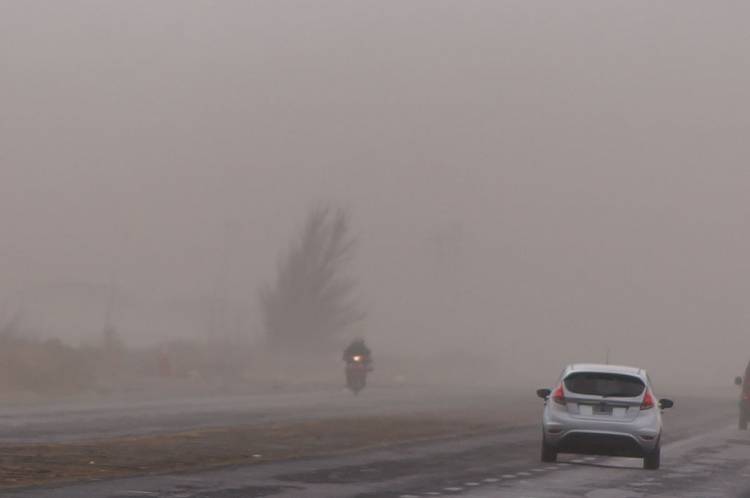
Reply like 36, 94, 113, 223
423, 493, 442, 496
583, 456, 597, 461
517, 471, 532, 476
464, 482, 480, 486
444, 487, 463, 491
118, 493, 157, 497
483, 478, 500, 482
502, 474, 516, 478
400, 495, 420, 498
530, 468, 546, 472
571, 459, 586, 463
545, 466, 559, 470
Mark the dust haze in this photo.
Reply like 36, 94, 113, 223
2, 1, 749, 398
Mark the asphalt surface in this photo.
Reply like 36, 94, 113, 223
0, 385, 533, 444
3, 390, 748, 498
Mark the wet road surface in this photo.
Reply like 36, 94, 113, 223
4, 394, 748, 498
0, 386, 529, 444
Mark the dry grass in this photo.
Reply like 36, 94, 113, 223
0, 415, 496, 489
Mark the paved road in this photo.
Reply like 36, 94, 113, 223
0, 385, 531, 444
5, 394, 748, 498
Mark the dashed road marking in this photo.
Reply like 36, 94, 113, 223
483, 478, 500, 482
502, 474, 516, 478
443, 487, 463, 491
517, 471, 532, 477
464, 482, 480, 486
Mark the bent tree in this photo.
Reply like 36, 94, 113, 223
260, 206, 365, 354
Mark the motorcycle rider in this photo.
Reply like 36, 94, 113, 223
343, 338, 372, 369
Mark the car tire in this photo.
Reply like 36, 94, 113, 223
541, 440, 557, 463
643, 443, 660, 470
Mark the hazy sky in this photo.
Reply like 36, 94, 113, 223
3, 1, 750, 385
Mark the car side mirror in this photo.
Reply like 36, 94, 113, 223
536, 388, 551, 399
735, 376, 743, 386
658, 398, 674, 409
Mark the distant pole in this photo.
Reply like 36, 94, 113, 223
104, 272, 117, 331
209, 220, 236, 341
104, 229, 127, 334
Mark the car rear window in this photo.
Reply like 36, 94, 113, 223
564, 372, 645, 397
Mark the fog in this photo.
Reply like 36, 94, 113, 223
2, 1, 750, 392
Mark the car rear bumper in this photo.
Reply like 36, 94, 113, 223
549, 430, 655, 457
543, 407, 660, 456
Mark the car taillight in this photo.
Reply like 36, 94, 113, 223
552, 385, 566, 405
641, 390, 655, 410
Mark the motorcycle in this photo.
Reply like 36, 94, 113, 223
345, 355, 369, 395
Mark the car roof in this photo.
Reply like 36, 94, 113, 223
564, 363, 646, 379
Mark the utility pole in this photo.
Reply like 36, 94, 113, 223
209, 220, 239, 342
104, 272, 117, 333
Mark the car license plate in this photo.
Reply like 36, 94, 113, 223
593, 404, 612, 415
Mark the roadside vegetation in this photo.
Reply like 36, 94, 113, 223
0, 416, 496, 489
260, 205, 365, 355
0, 206, 367, 400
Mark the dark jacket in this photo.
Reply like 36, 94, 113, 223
343, 341, 372, 364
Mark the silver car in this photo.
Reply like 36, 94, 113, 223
537, 363, 673, 469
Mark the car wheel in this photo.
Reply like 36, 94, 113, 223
541, 440, 557, 463
643, 444, 660, 470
